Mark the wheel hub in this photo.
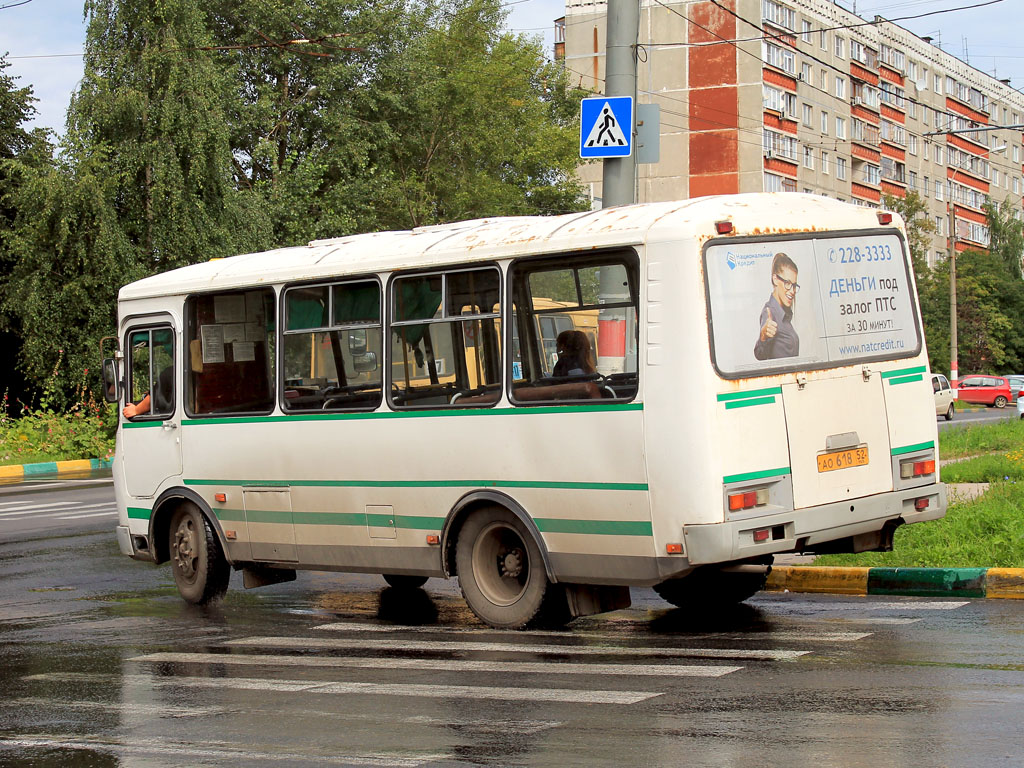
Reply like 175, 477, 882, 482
500, 548, 524, 579
173, 522, 197, 579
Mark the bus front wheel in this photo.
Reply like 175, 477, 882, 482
169, 503, 230, 605
654, 565, 769, 611
456, 507, 568, 629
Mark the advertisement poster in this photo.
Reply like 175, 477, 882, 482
705, 234, 919, 377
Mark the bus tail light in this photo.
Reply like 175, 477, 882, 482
914, 497, 930, 511
900, 458, 935, 479
715, 220, 734, 234
877, 212, 893, 225
728, 488, 769, 511
753, 528, 770, 542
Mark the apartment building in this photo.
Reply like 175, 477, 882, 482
558, 0, 1024, 264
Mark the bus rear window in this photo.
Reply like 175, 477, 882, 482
704, 232, 921, 378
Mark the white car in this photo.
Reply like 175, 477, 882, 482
933, 373, 954, 421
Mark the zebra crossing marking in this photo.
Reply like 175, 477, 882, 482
131, 651, 742, 678
227, 635, 810, 661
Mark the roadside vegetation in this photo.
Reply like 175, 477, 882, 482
939, 416, 1024, 459
814, 481, 1024, 568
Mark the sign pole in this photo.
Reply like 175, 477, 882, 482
601, 0, 639, 209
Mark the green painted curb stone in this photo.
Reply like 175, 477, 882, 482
866, 567, 988, 598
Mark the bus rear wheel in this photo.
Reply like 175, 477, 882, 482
654, 564, 769, 611
169, 503, 230, 605
456, 507, 568, 629
383, 574, 428, 589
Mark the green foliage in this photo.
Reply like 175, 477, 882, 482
813, 481, 1024, 568
0, 359, 117, 466
939, 414, 1024, 459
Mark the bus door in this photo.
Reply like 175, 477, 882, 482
122, 322, 182, 498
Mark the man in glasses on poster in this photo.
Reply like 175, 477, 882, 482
754, 253, 800, 360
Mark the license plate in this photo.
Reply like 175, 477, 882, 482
817, 447, 869, 473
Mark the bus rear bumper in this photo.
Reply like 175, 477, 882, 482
682, 482, 947, 566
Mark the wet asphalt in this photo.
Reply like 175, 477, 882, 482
1, 481, 1023, 767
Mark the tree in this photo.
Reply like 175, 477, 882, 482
985, 197, 1024, 280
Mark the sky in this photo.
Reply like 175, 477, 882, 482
1, 0, 1022, 135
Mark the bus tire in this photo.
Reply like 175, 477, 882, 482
654, 566, 768, 611
383, 574, 429, 589
169, 503, 230, 605
456, 507, 568, 629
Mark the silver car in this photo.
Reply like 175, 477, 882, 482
933, 373, 954, 421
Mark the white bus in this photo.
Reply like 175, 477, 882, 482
105, 194, 947, 628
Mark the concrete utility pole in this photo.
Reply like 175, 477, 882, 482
601, 0, 639, 208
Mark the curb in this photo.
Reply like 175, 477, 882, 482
767, 566, 1024, 599
0, 457, 113, 481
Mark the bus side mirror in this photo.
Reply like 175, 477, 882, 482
102, 358, 120, 403
348, 330, 368, 355
352, 352, 377, 373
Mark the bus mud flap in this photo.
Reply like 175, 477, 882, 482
242, 565, 298, 589
564, 584, 631, 618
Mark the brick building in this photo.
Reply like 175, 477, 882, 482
558, 0, 1024, 264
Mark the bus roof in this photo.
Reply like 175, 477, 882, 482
118, 194, 894, 301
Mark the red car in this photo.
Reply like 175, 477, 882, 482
954, 375, 1013, 408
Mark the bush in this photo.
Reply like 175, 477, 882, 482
0, 354, 117, 465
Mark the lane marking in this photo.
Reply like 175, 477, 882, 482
135, 674, 661, 704
0, 737, 447, 766
0, 502, 82, 517
315, 621, 871, 643
227, 636, 810, 660
55, 510, 119, 520
25, 672, 662, 704
131, 652, 742, 678
6, 694, 563, 732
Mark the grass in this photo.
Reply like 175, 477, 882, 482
814, 481, 1024, 568
938, 414, 1024, 459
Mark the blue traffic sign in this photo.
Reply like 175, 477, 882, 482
580, 96, 633, 158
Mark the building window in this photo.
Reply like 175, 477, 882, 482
834, 36, 845, 59
835, 117, 846, 139
1014, 145, 1020, 163
834, 77, 845, 99
822, 150, 829, 174
865, 164, 881, 186
764, 129, 799, 161
935, 145, 943, 165
819, 69, 827, 90
802, 103, 813, 126
762, 0, 796, 30
934, 74, 942, 93
836, 157, 847, 180
763, 42, 796, 74
820, 29, 827, 50
907, 101, 916, 119
801, 19, 811, 41
935, 179, 943, 200
821, 110, 828, 134
908, 134, 917, 155
801, 62, 812, 83
923, 175, 930, 197
803, 145, 814, 169
908, 170, 917, 190
764, 172, 797, 193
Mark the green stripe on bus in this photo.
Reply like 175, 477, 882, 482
724, 396, 776, 410
886, 374, 923, 385
881, 365, 927, 379
891, 441, 934, 456
186, 479, 649, 492
716, 387, 782, 402
534, 518, 653, 536
123, 420, 168, 429
213, 508, 247, 522
722, 467, 790, 484
127, 507, 151, 520
180, 402, 643, 426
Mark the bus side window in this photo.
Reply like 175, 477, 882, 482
389, 267, 502, 408
509, 252, 639, 405
186, 289, 276, 416
125, 326, 175, 419
281, 280, 383, 412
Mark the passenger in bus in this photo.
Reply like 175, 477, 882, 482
754, 253, 800, 360
552, 330, 596, 377
123, 365, 174, 419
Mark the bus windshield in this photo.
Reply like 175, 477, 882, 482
704, 231, 921, 378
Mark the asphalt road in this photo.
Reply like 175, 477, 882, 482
938, 404, 1017, 431
1, 482, 1023, 767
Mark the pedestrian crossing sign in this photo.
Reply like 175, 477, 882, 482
580, 96, 633, 158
